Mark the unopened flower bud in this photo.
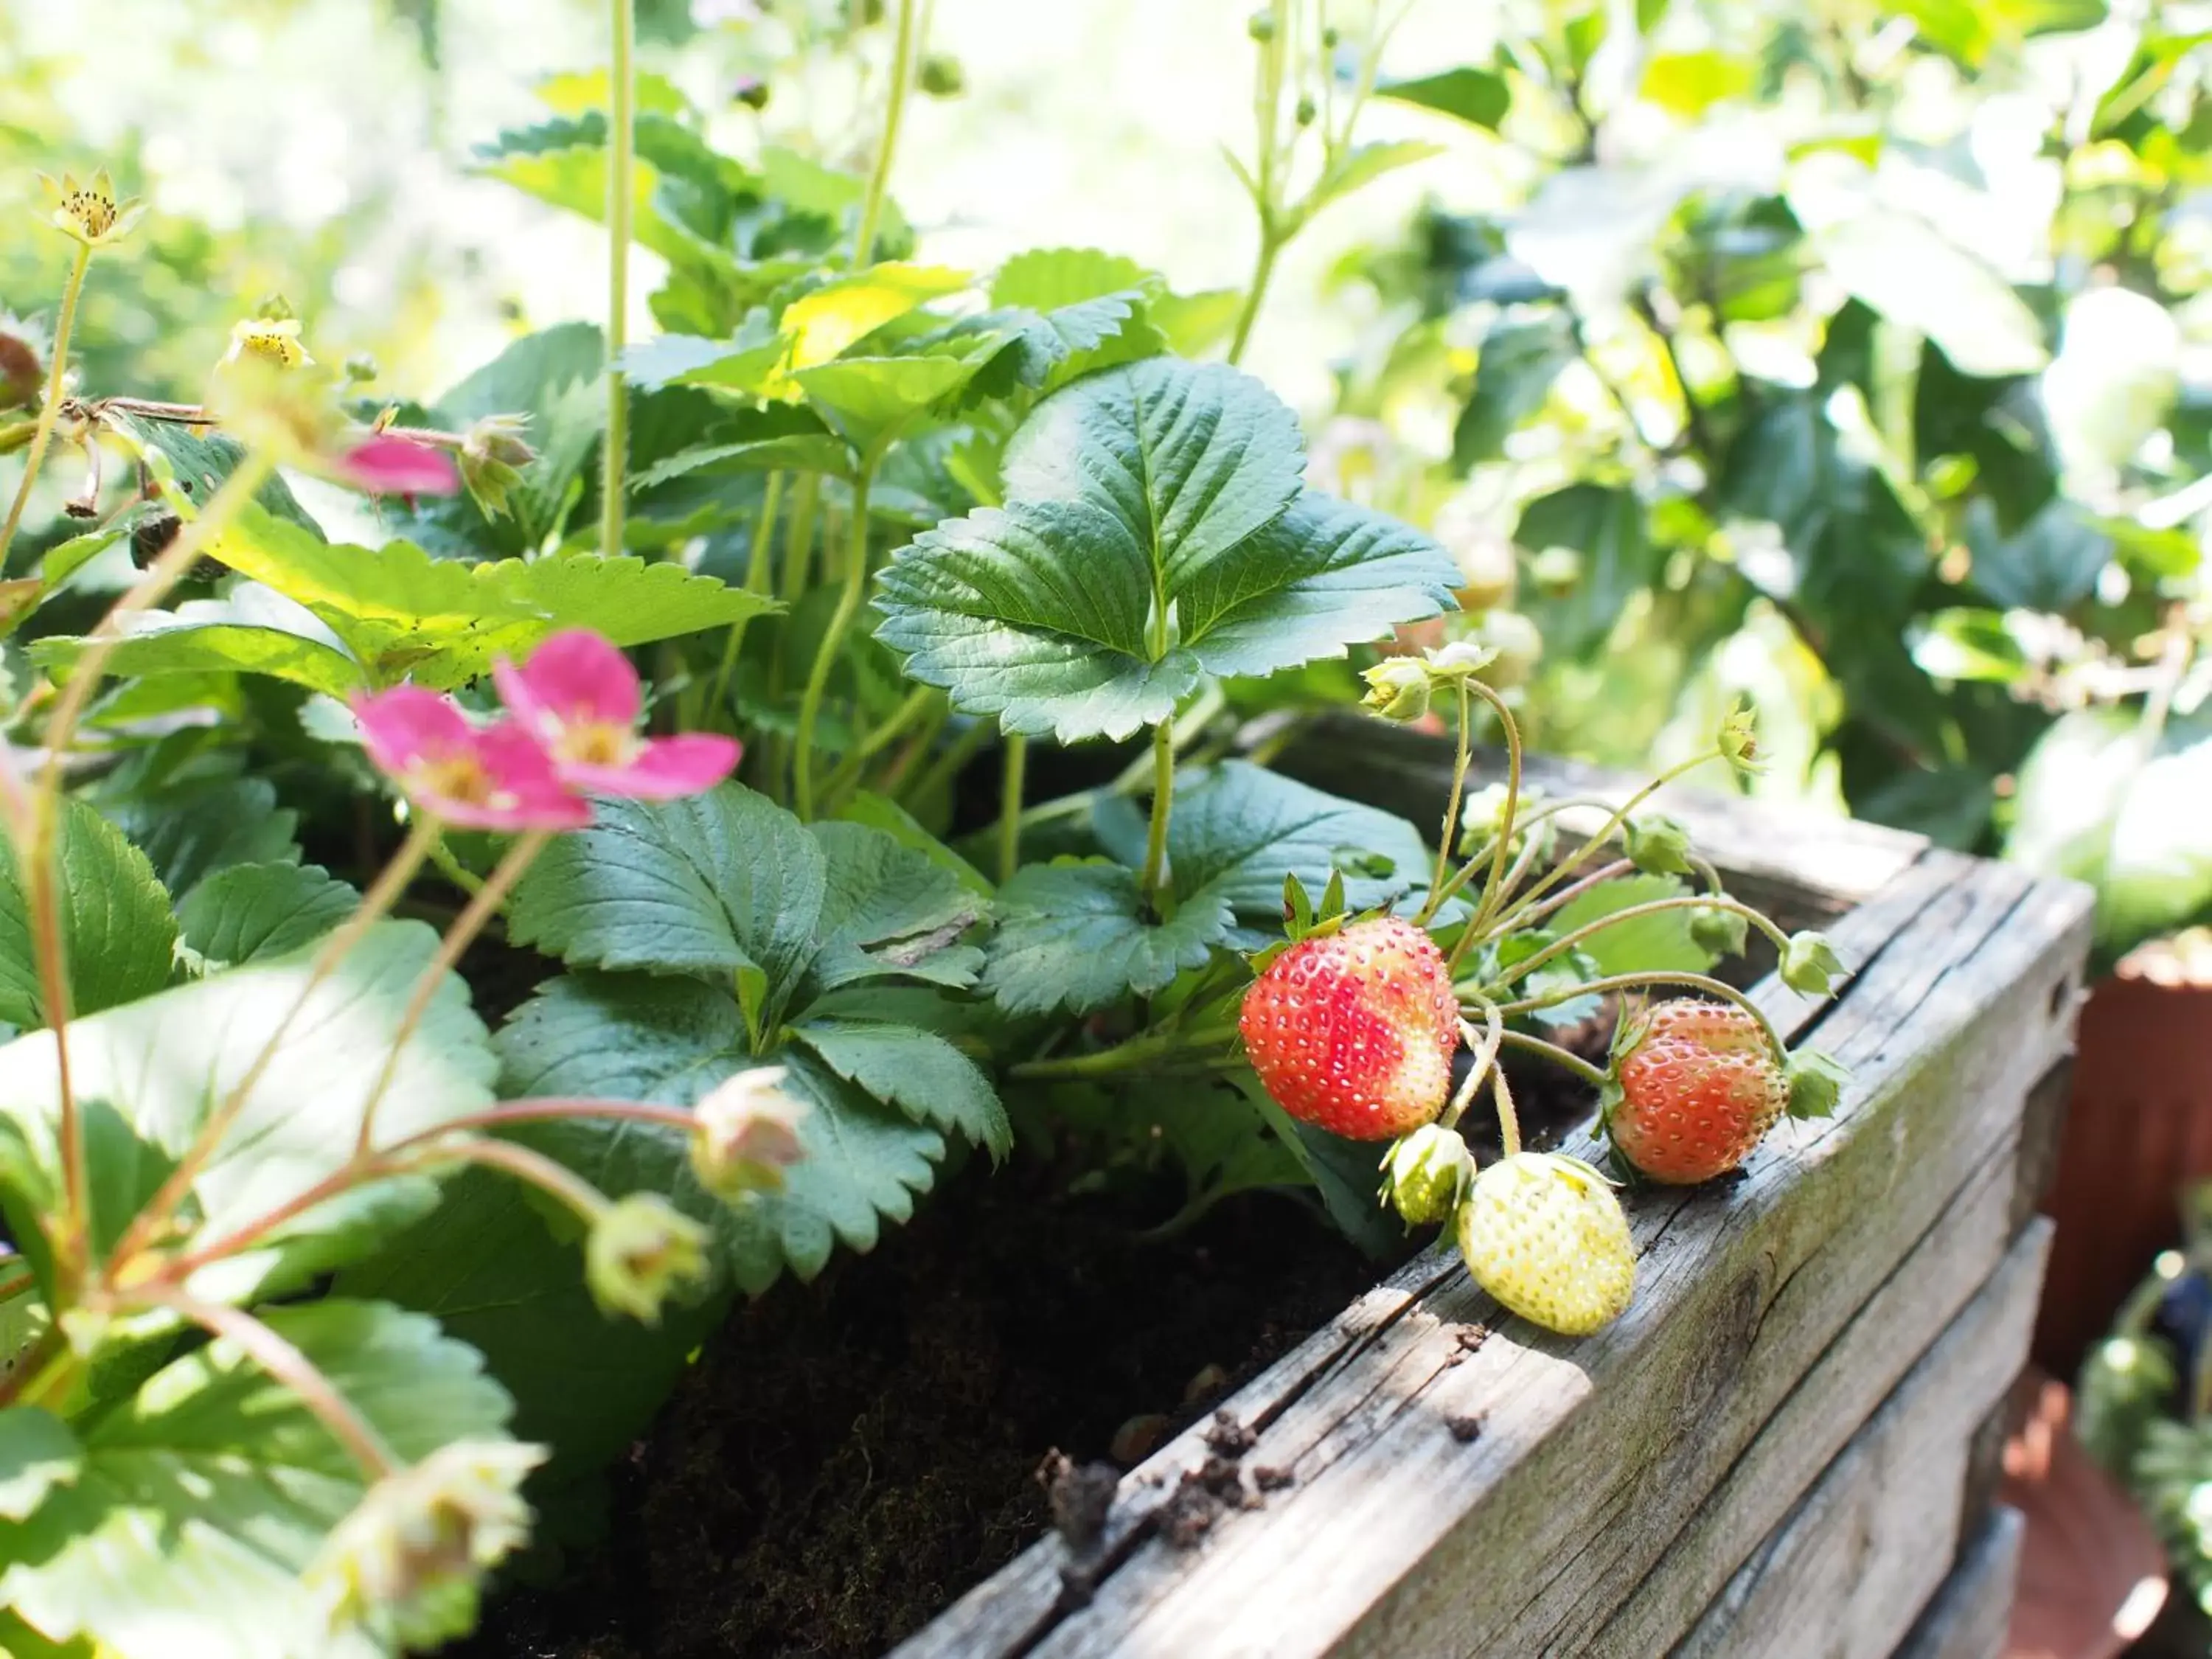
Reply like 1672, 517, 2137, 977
1688, 906, 1748, 958
1529, 545, 1582, 597
1295, 94, 1318, 126
734, 76, 771, 111
1423, 641, 1498, 682
1786, 1048, 1848, 1119
342, 352, 380, 386
1719, 700, 1762, 775
1779, 930, 1845, 997
1361, 657, 1431, 721
1248, 8, 1277, 42
310, 1439, 546, 1649
585, 1194, 713, 1324
1624, 814, 1693, 877
918, 53, 966, 97
692, 1065, 810, 1200
459, 412, 537, 520
1380, 1124, 1475, 1227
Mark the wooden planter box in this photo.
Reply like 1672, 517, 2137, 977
896, 718, 2094, 1659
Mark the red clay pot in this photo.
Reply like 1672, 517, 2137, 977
2034, 936, 2212, 1378
2002, 1371, 2167, 1659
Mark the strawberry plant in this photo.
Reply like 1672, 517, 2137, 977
0, 4, 1857, 1653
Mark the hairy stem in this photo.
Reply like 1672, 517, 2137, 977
413, 1134, 612, 1228
996, 732, 1026, 886
599, 0, 636, 560
0, 242, 91, 563
1138, 719, 1176, 907
853, 0, 919, 265
146, 1290, 399, 1478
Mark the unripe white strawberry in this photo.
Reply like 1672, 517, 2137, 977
1455, 1152, 1634, 1336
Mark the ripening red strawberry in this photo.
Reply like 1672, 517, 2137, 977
1604, 999, 1787, 1183
1239, 916, 1458, 1140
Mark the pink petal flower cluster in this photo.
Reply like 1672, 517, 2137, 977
352, 630, 741, 832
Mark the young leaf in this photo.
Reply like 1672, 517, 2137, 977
0, 801, 178, 1029
0, 1301, 517, 1659
876, 359, 1456, 740
1376, 66, 1512, 131
30, 597, 369, 702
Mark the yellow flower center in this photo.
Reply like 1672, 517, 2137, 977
237, 327, 309, 369
554, 720, 640, 769
63, 189, 116, 238
406, 752, 507, 811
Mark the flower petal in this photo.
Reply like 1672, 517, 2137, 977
352, 685, 473, 780
339, 434, 460, 496
499, 630, 643, 729
563, 733, 742, 801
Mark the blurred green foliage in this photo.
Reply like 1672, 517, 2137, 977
1326, 0, 2212, 959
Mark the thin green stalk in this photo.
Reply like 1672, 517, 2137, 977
1495, 1027, 1610, 1091
1138, 719, 1176, 907
1490, 1065, 1522, 1160
1493, 970, 1787, 1059
793, 462, 876, 819
1460, 678, 1526, 935
996, 731, 1027, 886
704, 470, 785, 728
822, 681, 937, 808
1010, 1022, 1241, 1082
0, 241, 91, 563
1418, 681, 1473, 924
853, 0, 919, 265
1225, 229, 1281, 367
1440, 1005, 1504, 1131
904, 715, 992, 810
1492, 746, 1724, 929
423, 830, 485, 898
599, 0, 636, 560
1484, 894, 1791, 995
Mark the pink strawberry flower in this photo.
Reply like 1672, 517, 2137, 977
353, 686, 590, 831
494, 630, 740, 800
338, 433, 462, 497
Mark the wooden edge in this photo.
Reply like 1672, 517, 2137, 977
1270, 714, 1930, 909
1889, 1508, 2026, 1659
895, 847, 2091, 1659
1676, 1222, 2048, 1659
2011, 1051, 2079, 1234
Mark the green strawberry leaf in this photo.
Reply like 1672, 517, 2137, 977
0, 1410, 79, 1523
177, 863, 359, 970
983, 862, 1230, 1016
1548, 874, 1719, 978
807, 820, 987, 992
96, 776, 301, 903
0, 1301, 516, 1659
31, 594, 369, 701
875, 358, 1455, 740
102, 411, 324, 540
495, 975, 947, 1294
789, 1018, 1010, 1157
0, 801, 178, 1029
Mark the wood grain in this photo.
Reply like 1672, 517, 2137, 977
1672, 1224, 2048, 1659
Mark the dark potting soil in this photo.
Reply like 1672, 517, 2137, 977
460, 1167, 1398, 1659
458, 1040, 1604, 1659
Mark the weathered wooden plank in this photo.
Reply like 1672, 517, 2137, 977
1890, 1509, 2026, 1659
1593, 1130, 2023, 1650
2011, 1051, 2078, 1233
1007, 859, 2087, 1659
1272, 714, 1929, 914
1674, 1225, 2048, 1659
893, 841, 1959, 1659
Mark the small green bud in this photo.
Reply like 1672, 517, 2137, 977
1719, 699, 1763, 775
1688, 905, 1749, 958
734, 76, 771, 111
459, 412, 536, 521
918, 53, 965, 97
253, 291, 298, 323
1360, 657, 1432, 721
1380, 1125, 1475, 1227
341, 352, 380, 386
1780, 930, 1845, 997
1247, 8, 1277, 41
1624, 814, 1693, 877
585, 1194, 713, 1324
1530, 545, 1582, 597
1295, 94, 1318, 126
1321, 24, 1341, 46
1785, 1048, 1848, 1119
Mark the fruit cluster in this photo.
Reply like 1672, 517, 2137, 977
1237, 657, 1848, 1338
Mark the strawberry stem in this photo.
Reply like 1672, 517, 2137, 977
1486, 745, 1725, 931
1491, 970, 1787, 1062
1491, 1065, 1522, 1160
1419, 680, 1474, 925
1493, 1027, 1610, 1091
1481, 894, 1792, 995
1442, 1006, 1503, 1131
1138, 720, 1176, 910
